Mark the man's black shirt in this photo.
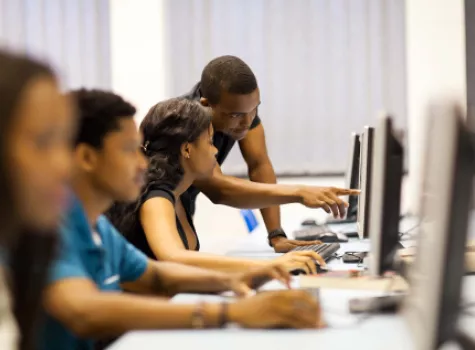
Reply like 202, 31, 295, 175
181, 82, 261, 215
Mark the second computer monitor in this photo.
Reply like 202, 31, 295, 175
368, 115, 404, 276
345, 133, 361, 219
357, 126, 374, 239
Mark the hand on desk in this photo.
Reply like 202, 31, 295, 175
272, 236, 323, 253
298, 186, 360, 218
228, 290, 324, 329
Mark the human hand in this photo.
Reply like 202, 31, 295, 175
229, 290, 324, 329
297, 186, 360, 218
271, 250, 326, 275
271, 236, 323, 253
226, 264, 292, 297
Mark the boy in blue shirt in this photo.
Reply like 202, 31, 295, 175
39, 89, 322, 350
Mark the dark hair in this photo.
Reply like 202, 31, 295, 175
108, 98, 211, 240
0, 50, 57, 350
69, 88, 136, 148
200, 55, 258, 105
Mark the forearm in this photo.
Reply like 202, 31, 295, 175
208, 175, 300, 209
159, 250, 267, 275
65, 293, 223, 337
248, 163, 282, 232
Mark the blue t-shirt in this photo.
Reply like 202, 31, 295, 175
39, 195, 148, 350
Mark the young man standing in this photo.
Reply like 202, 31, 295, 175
182, 55, 359, 252
39, 89, 322, 350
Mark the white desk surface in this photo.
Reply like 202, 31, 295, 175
108, 216, 475, 350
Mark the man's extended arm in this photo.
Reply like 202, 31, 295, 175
193, 127, 357, 218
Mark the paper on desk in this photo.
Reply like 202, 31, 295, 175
400, 251, 475, 273
300, 275, 409, 292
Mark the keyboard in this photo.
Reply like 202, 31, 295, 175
294, 225, 359, 240
325, 216, 357, 224
294, 226, 331, 241
290, 243, 340, 261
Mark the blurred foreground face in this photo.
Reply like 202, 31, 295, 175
6, 77, 75, 230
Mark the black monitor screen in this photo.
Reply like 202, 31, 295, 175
346, 134, 361, 219
369, 116, 403, 276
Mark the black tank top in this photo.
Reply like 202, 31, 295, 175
127, 185, 200, 260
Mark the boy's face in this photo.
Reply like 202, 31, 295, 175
80, 118, 148, 203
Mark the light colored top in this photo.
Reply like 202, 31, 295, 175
0, 267, 19, 350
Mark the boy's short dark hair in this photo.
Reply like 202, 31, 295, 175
70, 89, 136, 148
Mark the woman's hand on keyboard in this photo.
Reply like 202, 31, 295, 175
297, 186, 360, 218
272, 237, 323, 253
228, 290, 323, 329
271, 251, 326, 275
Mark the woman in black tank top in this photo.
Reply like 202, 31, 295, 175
108, 98, 324, 273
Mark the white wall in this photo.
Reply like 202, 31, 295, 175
0, 0, 111, 90
109, 0, 167, 123
406, 0, 466, 214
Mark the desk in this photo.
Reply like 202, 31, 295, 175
108, 276, 475, 350
108, 220, 475, 350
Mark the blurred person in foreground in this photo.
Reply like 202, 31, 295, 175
0, 50, 75, 350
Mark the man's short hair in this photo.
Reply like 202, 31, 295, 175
200, 55, 258, 105
70, 89, 136, 148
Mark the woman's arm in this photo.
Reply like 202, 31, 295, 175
140, 197, 325, 274
139, 197, 267, 272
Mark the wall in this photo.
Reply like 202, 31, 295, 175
163, 0, 407, 176
405, 0, 466, 215
0, 0, 111, 90
109, 0, 167, 123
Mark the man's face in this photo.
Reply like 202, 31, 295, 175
82, 118, 148, 203
204, 88, 260, 141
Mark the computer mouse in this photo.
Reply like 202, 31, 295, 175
316, 264, 329, 274
301, 219, 317, 226
290, 268, 307, 276
315, 232, 340, 243
314, 231, 349, 243
335, 232, 349, 243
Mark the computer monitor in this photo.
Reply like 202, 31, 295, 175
345, 133, 361, 220
402, 103, 474, 350
325, 133, 360, 225
357, 126, 374, 239
368, 115, 404, 276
